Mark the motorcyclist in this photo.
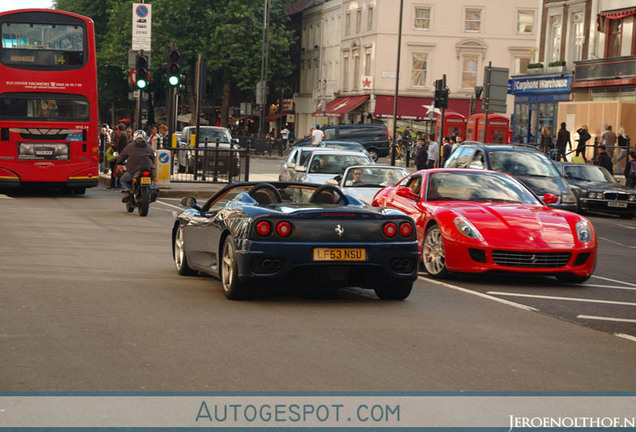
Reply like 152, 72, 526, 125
116, 130, 156, 202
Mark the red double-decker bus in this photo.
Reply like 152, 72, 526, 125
0, 9, 98, 193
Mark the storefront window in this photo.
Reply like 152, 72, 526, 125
539, 104, 555, 139
513, 104, 529, 143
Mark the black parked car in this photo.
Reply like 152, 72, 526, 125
444, 143, 578, 212
293, 124, 390, 161
553, 162, 636, 219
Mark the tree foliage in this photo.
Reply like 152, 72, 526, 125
53, 0, 295, 125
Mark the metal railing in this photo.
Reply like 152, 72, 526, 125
170, 139, 250, 183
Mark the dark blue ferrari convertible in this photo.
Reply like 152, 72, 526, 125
172, 182, 419, 300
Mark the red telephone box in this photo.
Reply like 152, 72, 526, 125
466, 113, 510, 144
436, 112, 466, 141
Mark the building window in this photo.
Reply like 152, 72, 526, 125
415, 6, 431, 30
364, 47, 372, 76
514, 57, 530, 74
464, 8, 482, 32
356, 9, 362, 33
367, 6, 374, 31
516, 10, 534, 34
606, 19, 622, 57
343, 53, 349, 91
570, 11, 585, 62
548, 15, 562, 62
411, 52, 428, 87
461, 54, 479, 88
345, 12, 351, 36
353, 49, 360, 90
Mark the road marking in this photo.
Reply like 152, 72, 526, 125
599, 236, 636, 249
156, 199, 183, 211
0, 194, 12, 199
577, 315, 636, 324
584, 284, 636, 291
591, 275, 636, 287
615, 333, 636, 343
487, 291, 636, 307
616, 223, 636, 230
418, 276, 538, 312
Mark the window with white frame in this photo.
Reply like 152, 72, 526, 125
367, 6, 374, 31
356, 9, 362, 33
461, 54, 479, 88
570, 10, 585, 62
415, 6, 431, 30
516, 10, 534, 34
345, 12, 351, 36
514, 57, 530, 74
364, 47, 372, 76
548, 15, 562, 62
464, 8, 482, 32
353, 49, 360, 89
343, 52, 349, 90
411, 52, 428, 87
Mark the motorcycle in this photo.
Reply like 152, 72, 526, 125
123, 168, 159, 217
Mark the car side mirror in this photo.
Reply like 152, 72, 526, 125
397, 186, 419, 201
333, 174, 343, 182
285, 162, 296, 169
180, 196, 198, 208
294, 165, 306, 172
542, 193, 558, 205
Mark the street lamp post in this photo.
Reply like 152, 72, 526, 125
258, 0, 271, 139
390, 0, 404, 166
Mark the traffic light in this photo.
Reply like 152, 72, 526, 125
135, 54, 149, 90
167, 49, 182, 87
434, 79, 449, 109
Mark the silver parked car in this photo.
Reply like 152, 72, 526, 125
328, 165, 410, 205
293, 150, 375, 184
176, 126, 238, 174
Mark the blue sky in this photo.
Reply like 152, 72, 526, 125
0, 0, 54, 13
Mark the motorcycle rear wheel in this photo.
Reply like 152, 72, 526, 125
139, 187, 150, 216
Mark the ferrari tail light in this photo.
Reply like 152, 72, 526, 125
276, 221, 292, 237
255, 220, 271, 236
399, 222, 413, 237
383, 222, 397, 237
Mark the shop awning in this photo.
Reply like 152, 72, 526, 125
313, 95, 369, 117
598, 7, 636, 31
263, 112, 289, 122
374, 96, 475, 120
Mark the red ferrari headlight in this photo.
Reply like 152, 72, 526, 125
255, 220, 271, 236
399, 222, 413, 237
383, 222, 397, 237
276, 221, 292, 237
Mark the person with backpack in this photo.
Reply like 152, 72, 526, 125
575, 125, 591, 163
624, 151, 636, 188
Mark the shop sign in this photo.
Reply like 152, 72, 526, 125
509, 75, 573, 94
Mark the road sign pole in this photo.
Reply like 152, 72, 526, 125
484, 62, 491, 143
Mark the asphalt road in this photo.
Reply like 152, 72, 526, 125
0, 183, 635, 392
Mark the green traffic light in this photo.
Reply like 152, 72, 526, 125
137, 79, 148, 89
168, 75, 179, 86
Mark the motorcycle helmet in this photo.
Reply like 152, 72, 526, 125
133, 130, 148, 144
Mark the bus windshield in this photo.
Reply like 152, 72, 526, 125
1, 21, 85, 67
0, 93, 89, 121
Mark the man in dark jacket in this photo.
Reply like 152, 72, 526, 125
555, 122, 572, 161
414, 138, 428, 170
116, 130, 156, 200
598, 145, 613, 175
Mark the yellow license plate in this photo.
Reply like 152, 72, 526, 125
140, 177, 152, 185
313, 248, 366, 261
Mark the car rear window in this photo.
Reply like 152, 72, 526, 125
489, 151, 560, 177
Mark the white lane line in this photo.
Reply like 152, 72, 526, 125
418, 276, 538, 312
0, 194, 13, 199
583, 284, 636, 291
156, 199, 183, 211
617, 223, 636, 230
577, 315, 636, 324
487, 291, 636, 307
591, 275, 636, 287
615, 333, 636, 343
598, 236, 628, 247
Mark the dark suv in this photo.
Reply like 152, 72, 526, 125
293, 124, 390, 161
444, 142, 578, 212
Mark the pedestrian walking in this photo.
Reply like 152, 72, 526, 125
555, 122, 572, 161
158, 124, 168, 148
625, 151, 636, 188
575, 125, 591, 163
414, 138, 428, 170
148, 124, 160, 150
615, 127, 630, 173
441, 137, 453, 167
539, 126, 552, 156
105, 140, 119, 189
601, 124, 617, 161
311, 124, 324, 146
598, 145, 613, 175
114, 123, 128, 153
280, 125, 290, 151
426, 134, 439, 169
